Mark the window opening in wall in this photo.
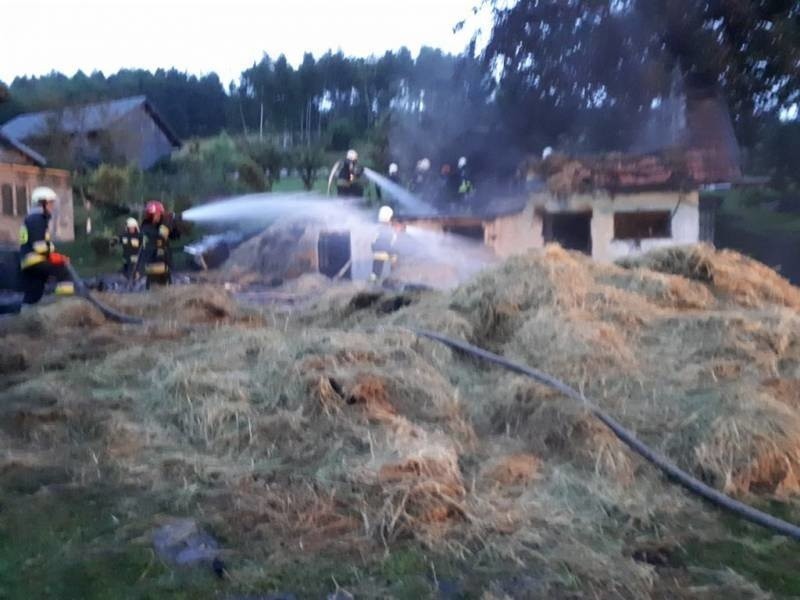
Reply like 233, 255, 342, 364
15, 186, 28, 216
443, 223, 485, 241
543, 211, 592, 254
1, 184, 12, 216
614, 211, 671, 240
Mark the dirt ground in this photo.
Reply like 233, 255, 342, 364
2, 244, 800, 599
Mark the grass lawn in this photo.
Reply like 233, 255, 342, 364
715, 187, 800, 233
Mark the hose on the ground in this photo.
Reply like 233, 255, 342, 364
66, 264, 144, 325
413, 328, 800, 542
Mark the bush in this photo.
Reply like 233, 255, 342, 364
238, 139, 284, 190
88, 164, 132, 208
238, 158, 267, 192
89, 236, 112, 258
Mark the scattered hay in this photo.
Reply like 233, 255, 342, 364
761, 378, 800, 410
691, 392, 800, 496
622, 244, 800, 309
374, 440, 467, 539
482, 454, 541, 487
3, 244, 800, 597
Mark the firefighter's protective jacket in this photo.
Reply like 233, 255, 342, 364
141, 219, 179, 276
19, 209, 55, 270
336, 160, 364, 197
117, 230, 143, 266
372, 225, 397, 262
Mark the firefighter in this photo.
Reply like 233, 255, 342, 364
336, 149, 364, 197
18, 186, 74, 305
457, 156, 474, 198
377, 162, 402, 207
438, 163, 460, 203
388, 163, 401, 185
111, 217, 142, 280
371, 205, 398, 282
140, 200, 180, 288
410, 158, 432, 197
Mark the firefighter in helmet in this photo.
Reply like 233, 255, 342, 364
111, 217, 142, 280
410, 158, 432, 198
140, 200, 180, 288
336, 149, 364, 197
456, 156, 473, 198
371, 205, 399, 282
18, 186, 74, 305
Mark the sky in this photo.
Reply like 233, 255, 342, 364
2, 0, 493, 86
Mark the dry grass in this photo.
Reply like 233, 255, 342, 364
2, 247, 800, 597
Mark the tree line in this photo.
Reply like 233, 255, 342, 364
0, 47, 483, 150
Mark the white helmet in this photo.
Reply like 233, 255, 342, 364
32, 186, 58, 206
388, 163, 399, 175
542, 146, 554, 159
126, 217, 139, 230
417, 158, 431, 172
378, 205, 394, 224
346, 149, 358, 161
457, 156, 467, 169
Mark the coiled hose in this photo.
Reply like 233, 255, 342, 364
413, 328, 800, 542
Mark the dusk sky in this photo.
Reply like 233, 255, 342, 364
3, 0, 492, 85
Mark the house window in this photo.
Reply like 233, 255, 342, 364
614, 211, 672, 240
1, 184, 12, 216
15, 186, 28, 216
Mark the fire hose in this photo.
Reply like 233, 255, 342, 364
413, 328, 800, 542
66, 263, 144, 325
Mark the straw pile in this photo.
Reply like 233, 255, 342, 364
1, 244, 799, 597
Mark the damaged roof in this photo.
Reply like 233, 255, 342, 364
395, 192, 531, 221
531, 147, 741, 196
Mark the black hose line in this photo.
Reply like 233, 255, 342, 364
66, 264, 144, 325
413, 328, 800, 542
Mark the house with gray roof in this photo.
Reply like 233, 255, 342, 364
1, 96, 181, 169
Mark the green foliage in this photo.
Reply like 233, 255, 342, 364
89, 236, 112, 258
238, 139, 284, 190
755, 119, 800, 191
87, 164, 131, 207
484, 0, 799, 150
237, 158, 267, 192
328, 118, 357, 151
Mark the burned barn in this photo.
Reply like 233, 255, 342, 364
398, 80, 741, 263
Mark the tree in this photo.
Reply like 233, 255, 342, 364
483, 0, 800, 150
238, 139, 285, 190
292, 145, 325, 190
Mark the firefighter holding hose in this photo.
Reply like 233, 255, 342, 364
18, 186, 74, 305
140, 200, 180, 288
336, 149, 364, 197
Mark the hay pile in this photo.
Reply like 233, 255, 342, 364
2, 245, 800, 597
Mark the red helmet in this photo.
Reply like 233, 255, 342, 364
144, 200, 165, 221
